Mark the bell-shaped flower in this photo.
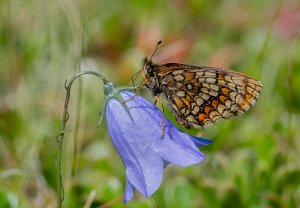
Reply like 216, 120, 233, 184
102, 82, 212, 203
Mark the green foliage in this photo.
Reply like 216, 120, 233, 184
1, 0, 300, 207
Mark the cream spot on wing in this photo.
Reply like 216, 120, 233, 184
187, 115, 197, 123
230, 91, 238, 101
235, 94, 243, 104
209, 91, 218, 97
202, 83, 210, 88
201, 93, 210, 100
228, 83, 236, 91
222, 110, 232, 117
174, 75, 184, 81
225, 100, 232, 108
196, 71, 204, 78
180, 108, 186, 114
201, 88, 209, 94
206, 78, 216, 83
198, 78, 205, 83
225, 75, 233, 82
205, 72, 215, 77
171, 103, 179, 111
209, 111, 222, 120
195, 97, 204, 106
210, 84, 219, 91
172, 70, 183, 75
217, 104, 226, 115
176, 91, 185, 97
192, 106, 200, 115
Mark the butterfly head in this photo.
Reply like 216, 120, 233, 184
129, 41, 162, 95
143, 40, 162, 75
143, 57, 155, 75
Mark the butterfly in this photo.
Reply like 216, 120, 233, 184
132, 41, 263, 129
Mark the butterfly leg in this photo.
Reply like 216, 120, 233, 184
154, 96, 165, 139
128, 69, 143, 91
122, 82, 146, 104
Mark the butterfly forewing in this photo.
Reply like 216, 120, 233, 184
154, 63, 262, 128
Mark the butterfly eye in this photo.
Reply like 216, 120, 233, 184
145, 63, 151, 73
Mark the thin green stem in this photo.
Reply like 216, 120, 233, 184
287, 31, 299, 145
56, 71, 107, 208
72, 79, 82, 178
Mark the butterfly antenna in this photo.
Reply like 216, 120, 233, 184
150, 40, 162, 61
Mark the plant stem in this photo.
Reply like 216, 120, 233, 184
56, 71, 107, 208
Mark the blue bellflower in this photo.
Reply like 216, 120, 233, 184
102, 82, 212, 203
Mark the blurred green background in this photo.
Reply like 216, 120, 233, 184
1, 0, 300, 207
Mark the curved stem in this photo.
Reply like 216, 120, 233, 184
56, 71, 107, 208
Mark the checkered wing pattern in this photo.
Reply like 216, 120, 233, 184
158, 63, 262, 128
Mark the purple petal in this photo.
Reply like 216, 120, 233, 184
105, 91, 211, 202
126, 154, 163, 197
153, 127, 206, 166
124, 179, 135, 203
191, 136, 213, 147
106, 97, 164, 198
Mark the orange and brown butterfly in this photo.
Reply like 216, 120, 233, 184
132, 41, 262, 129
